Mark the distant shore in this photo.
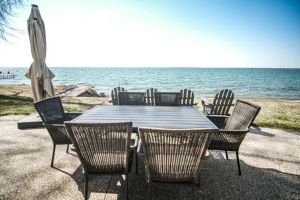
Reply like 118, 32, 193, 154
0, 84, 299, 130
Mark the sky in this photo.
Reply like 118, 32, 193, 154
0, 0, 300, 68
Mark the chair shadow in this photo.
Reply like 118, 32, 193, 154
64, 152, 299, 200
196, 151, 300, 200
70, 160, 141, 200
249, 127, 275, 137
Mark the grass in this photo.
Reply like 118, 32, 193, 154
252, 100, 300, 130
0, 84, 299, 130
0, 95, 35, 116
0, 95, 103, 116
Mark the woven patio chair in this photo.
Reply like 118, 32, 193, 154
139, 128, 216, 200
208, 100, 261, 175
34, 96, 82, 167
155, 92, 182, 106
144, 88, 157, 106
180, 89, 195, 107
118, 91, 145, 105
111, 86, 126, 105
202, 89, 234, 116
65, 122, 134, 200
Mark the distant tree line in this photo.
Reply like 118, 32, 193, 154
0, 0, 24, 40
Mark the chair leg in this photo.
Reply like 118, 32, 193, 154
51, 144, 56, 168
66, 144, 69, 153
135, 151, 138, 174
125, 173, 128, 200
236, 151, 241, 176
84, 175, 88, 200
225, 151, 229, 159
192, 185, 196, 200
148, 183, 152, 200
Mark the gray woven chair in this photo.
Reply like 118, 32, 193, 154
139, 128, 216, 200
144, 88, 157, 106
118, 91, 145, 105
111, 86, 126, 105
208, 100, 261, 175
65, 122, 134, 200
180, 89, 195, 107
202, 89, 234, 116
34, 96, 82, 167
155, 92, 182, 106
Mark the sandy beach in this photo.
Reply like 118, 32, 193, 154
1, 84, 300, 130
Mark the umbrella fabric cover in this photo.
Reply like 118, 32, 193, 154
25, 4, 55, 101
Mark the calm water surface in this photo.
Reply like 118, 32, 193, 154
0, 67, 299, 99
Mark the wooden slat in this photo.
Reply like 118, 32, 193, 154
144, 88, 157, 106
111, 87, 126, 105
211, 89, 234, 115
180, 89, 194, 107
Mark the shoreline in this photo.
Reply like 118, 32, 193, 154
1, 83, 300, 101
1, 84, 300, 130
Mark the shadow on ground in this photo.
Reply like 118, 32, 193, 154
0, 116, 299, 200
49, 151, 300, 200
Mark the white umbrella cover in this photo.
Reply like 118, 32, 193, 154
25, 4, 55, 101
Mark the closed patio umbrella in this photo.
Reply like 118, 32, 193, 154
25, 4, 55, 101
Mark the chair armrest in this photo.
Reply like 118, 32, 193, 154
65, 112, 82, 120
207, 115, 229, 129
219, 129, 249, 135
44, 124, 71, 144
201, 97, 212, 107
130, 133, 139, 149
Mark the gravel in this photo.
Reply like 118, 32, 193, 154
0, 115, 299, 200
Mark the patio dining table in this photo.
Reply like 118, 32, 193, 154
72, 105, 218, 129
72, 105, 218, 154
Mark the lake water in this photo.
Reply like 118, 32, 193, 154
0, 67, 299, 99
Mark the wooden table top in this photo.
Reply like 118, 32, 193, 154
72, 105, 218, 130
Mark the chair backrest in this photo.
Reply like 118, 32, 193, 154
118, 91, 145, 105
180, 89, 194, 107
139, 128, 215, 184
155, 92, 182, 106
144, 88, 157, 106
225, 100, 261, 130
65, 122, 132, 173
210, 89, 234, 115
34, 96, 66, 124
111, 87, 126, 105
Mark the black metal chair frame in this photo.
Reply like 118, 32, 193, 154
154, 92, 182, 106
34, 96, 81, 167
208, 100, 261, 175
117, 91, 145, 105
